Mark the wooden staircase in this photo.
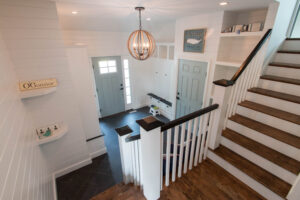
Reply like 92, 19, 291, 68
209, 38, 300, 200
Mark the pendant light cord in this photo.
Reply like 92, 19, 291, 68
139, 9, 142, 30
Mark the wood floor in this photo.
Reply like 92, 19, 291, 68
91, 159, 265, 200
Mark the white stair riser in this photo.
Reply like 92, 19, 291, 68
246, 92, 300, 115
274, 53, 300, 65
258, 79, 300, 96
236, 106, 300, 137
221, 137, 296, 184
208, 150, 284, 200
265, 66, 300, 79
281, 40, 300, 51
227, 120, 300, 161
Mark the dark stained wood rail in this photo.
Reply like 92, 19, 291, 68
214, 29, 272, 87
161, 104, 219, 132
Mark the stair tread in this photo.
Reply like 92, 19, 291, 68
239, 100, 300, 125
278, 50, 300, 54
286, 38, 300, 40
229, 114, 300, 149
248, 87, 300, 104
269, 62, 300, 69
213, 145, 291, 198
222, 128, 300, 175
260, 75, 300, 85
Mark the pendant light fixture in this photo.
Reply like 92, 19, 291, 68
127, 7, 155, 60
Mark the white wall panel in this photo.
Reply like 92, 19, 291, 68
0, 28, 53, 200
0, 0, 90, 182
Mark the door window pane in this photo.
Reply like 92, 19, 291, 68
99, 60, 117, 74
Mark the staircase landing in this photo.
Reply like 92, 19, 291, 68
91, 159, 265, 200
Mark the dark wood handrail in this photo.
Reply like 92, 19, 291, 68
161, 104, 219, 132
213, 29, 272, 87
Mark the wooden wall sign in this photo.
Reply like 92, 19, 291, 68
19, 78, 57, 91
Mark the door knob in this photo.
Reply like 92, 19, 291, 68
120, 88, 124, 90
176, 96, 180, 100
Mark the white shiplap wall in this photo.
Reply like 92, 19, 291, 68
0, 30, 52, 199
0, 0, 90, 178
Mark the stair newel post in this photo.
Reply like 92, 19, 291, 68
116, 126, 134, 184
136, 116, 165, 200
209, 83, 232, 149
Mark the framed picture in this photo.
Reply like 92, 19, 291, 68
183, 28, 207, 53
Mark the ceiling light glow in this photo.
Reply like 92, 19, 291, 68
72, 11, 78, 14
146, 17, 151, 21
219, 2, 228, 6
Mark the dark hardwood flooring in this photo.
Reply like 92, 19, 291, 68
56, 107, 169, 200
92, 159, 266, 200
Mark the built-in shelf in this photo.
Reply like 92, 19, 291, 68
216, 61, 242, 68
37, 123, 68, 145
220, 31, 264, 38
19, 87, 56, 99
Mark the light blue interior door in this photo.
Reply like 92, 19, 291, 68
176, 59, 208, 119
92, 56, 125, 117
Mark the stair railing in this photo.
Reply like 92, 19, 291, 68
210, 29, 272, 149
118, 104, 219, 200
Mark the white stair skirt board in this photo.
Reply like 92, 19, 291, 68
246, 92, 300, 115
221, 137, 297, 184
281, 40, 300, 51
236, 106, 300, 137
258, 79, 300, 96
207, 150, 285, 200
227, 120, 300, 161
273, 53, 300, 65
265, 66, 300, 80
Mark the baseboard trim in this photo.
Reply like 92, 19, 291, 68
90, 147, 107, 159
52, 174, 57, 200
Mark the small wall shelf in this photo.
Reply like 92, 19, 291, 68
37, 123, 68, 145
216, 61, 242, 68
220, 31, 264, 38
19, 87, 56, 99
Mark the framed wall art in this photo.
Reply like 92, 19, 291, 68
183, 28, 207, 53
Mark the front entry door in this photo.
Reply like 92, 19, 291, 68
176, 59, 208, 118
92, 56, 125, 117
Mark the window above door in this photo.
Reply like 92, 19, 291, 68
98, 60, 117, 74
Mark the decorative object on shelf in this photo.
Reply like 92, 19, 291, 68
19, 78, 57, 91
36, 122, 68, 145
183, 28, 206, 53
127, 7, 155, 60
249, 22, 264, 32
222, 22, 264, 34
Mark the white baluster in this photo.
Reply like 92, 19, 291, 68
204, 111, 215, 159
183, 120, 193, 174
177, 122, 186, 177
165, 129, 171, 186
199, 113, 209, 163
189, 117, 199, 170
172, 126, 179, 182
160, 132, 163, 190
194, 116, 204, 166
